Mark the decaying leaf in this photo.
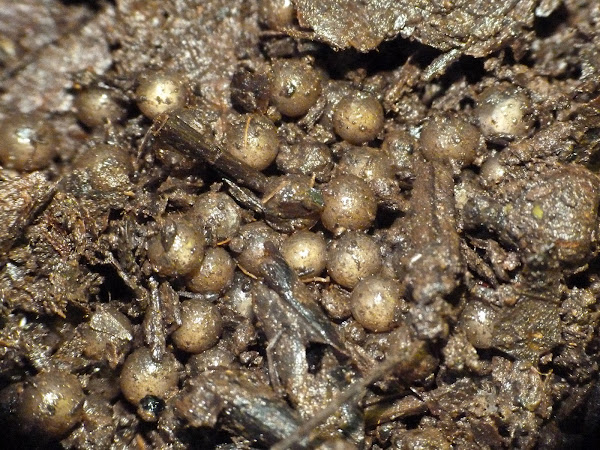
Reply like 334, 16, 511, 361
292, 0, 540, 56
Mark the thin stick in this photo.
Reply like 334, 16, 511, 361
271, 354, 408, 450
152, 110, 270, 193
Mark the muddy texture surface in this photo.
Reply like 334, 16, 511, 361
1, 0, 600, 449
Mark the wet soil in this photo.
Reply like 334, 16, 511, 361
1, 1, 600, 449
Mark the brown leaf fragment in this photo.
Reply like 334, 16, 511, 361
291, 0, 537, 57
0, 172, 54, 260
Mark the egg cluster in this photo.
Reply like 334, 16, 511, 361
0, 0, 595, 448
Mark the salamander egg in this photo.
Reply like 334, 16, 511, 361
147, 216, 206, 278
225, 113, 279, 170
475, 83, 533, 141
0, 114, 57, 171
18, 372, 85, 438
171, 300, 223, 354
351, 276, 402, 332
187, 247, 236, 294
419, 113, 481, 168
333, 92, 384, 145
321, 174, 377, 234
327, 231, 382, 288
120, 347, 179, 405
281, 230, 327, 278
270, 58, 322, 117
136, 71, 188, 119
74, 86, 126, 127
